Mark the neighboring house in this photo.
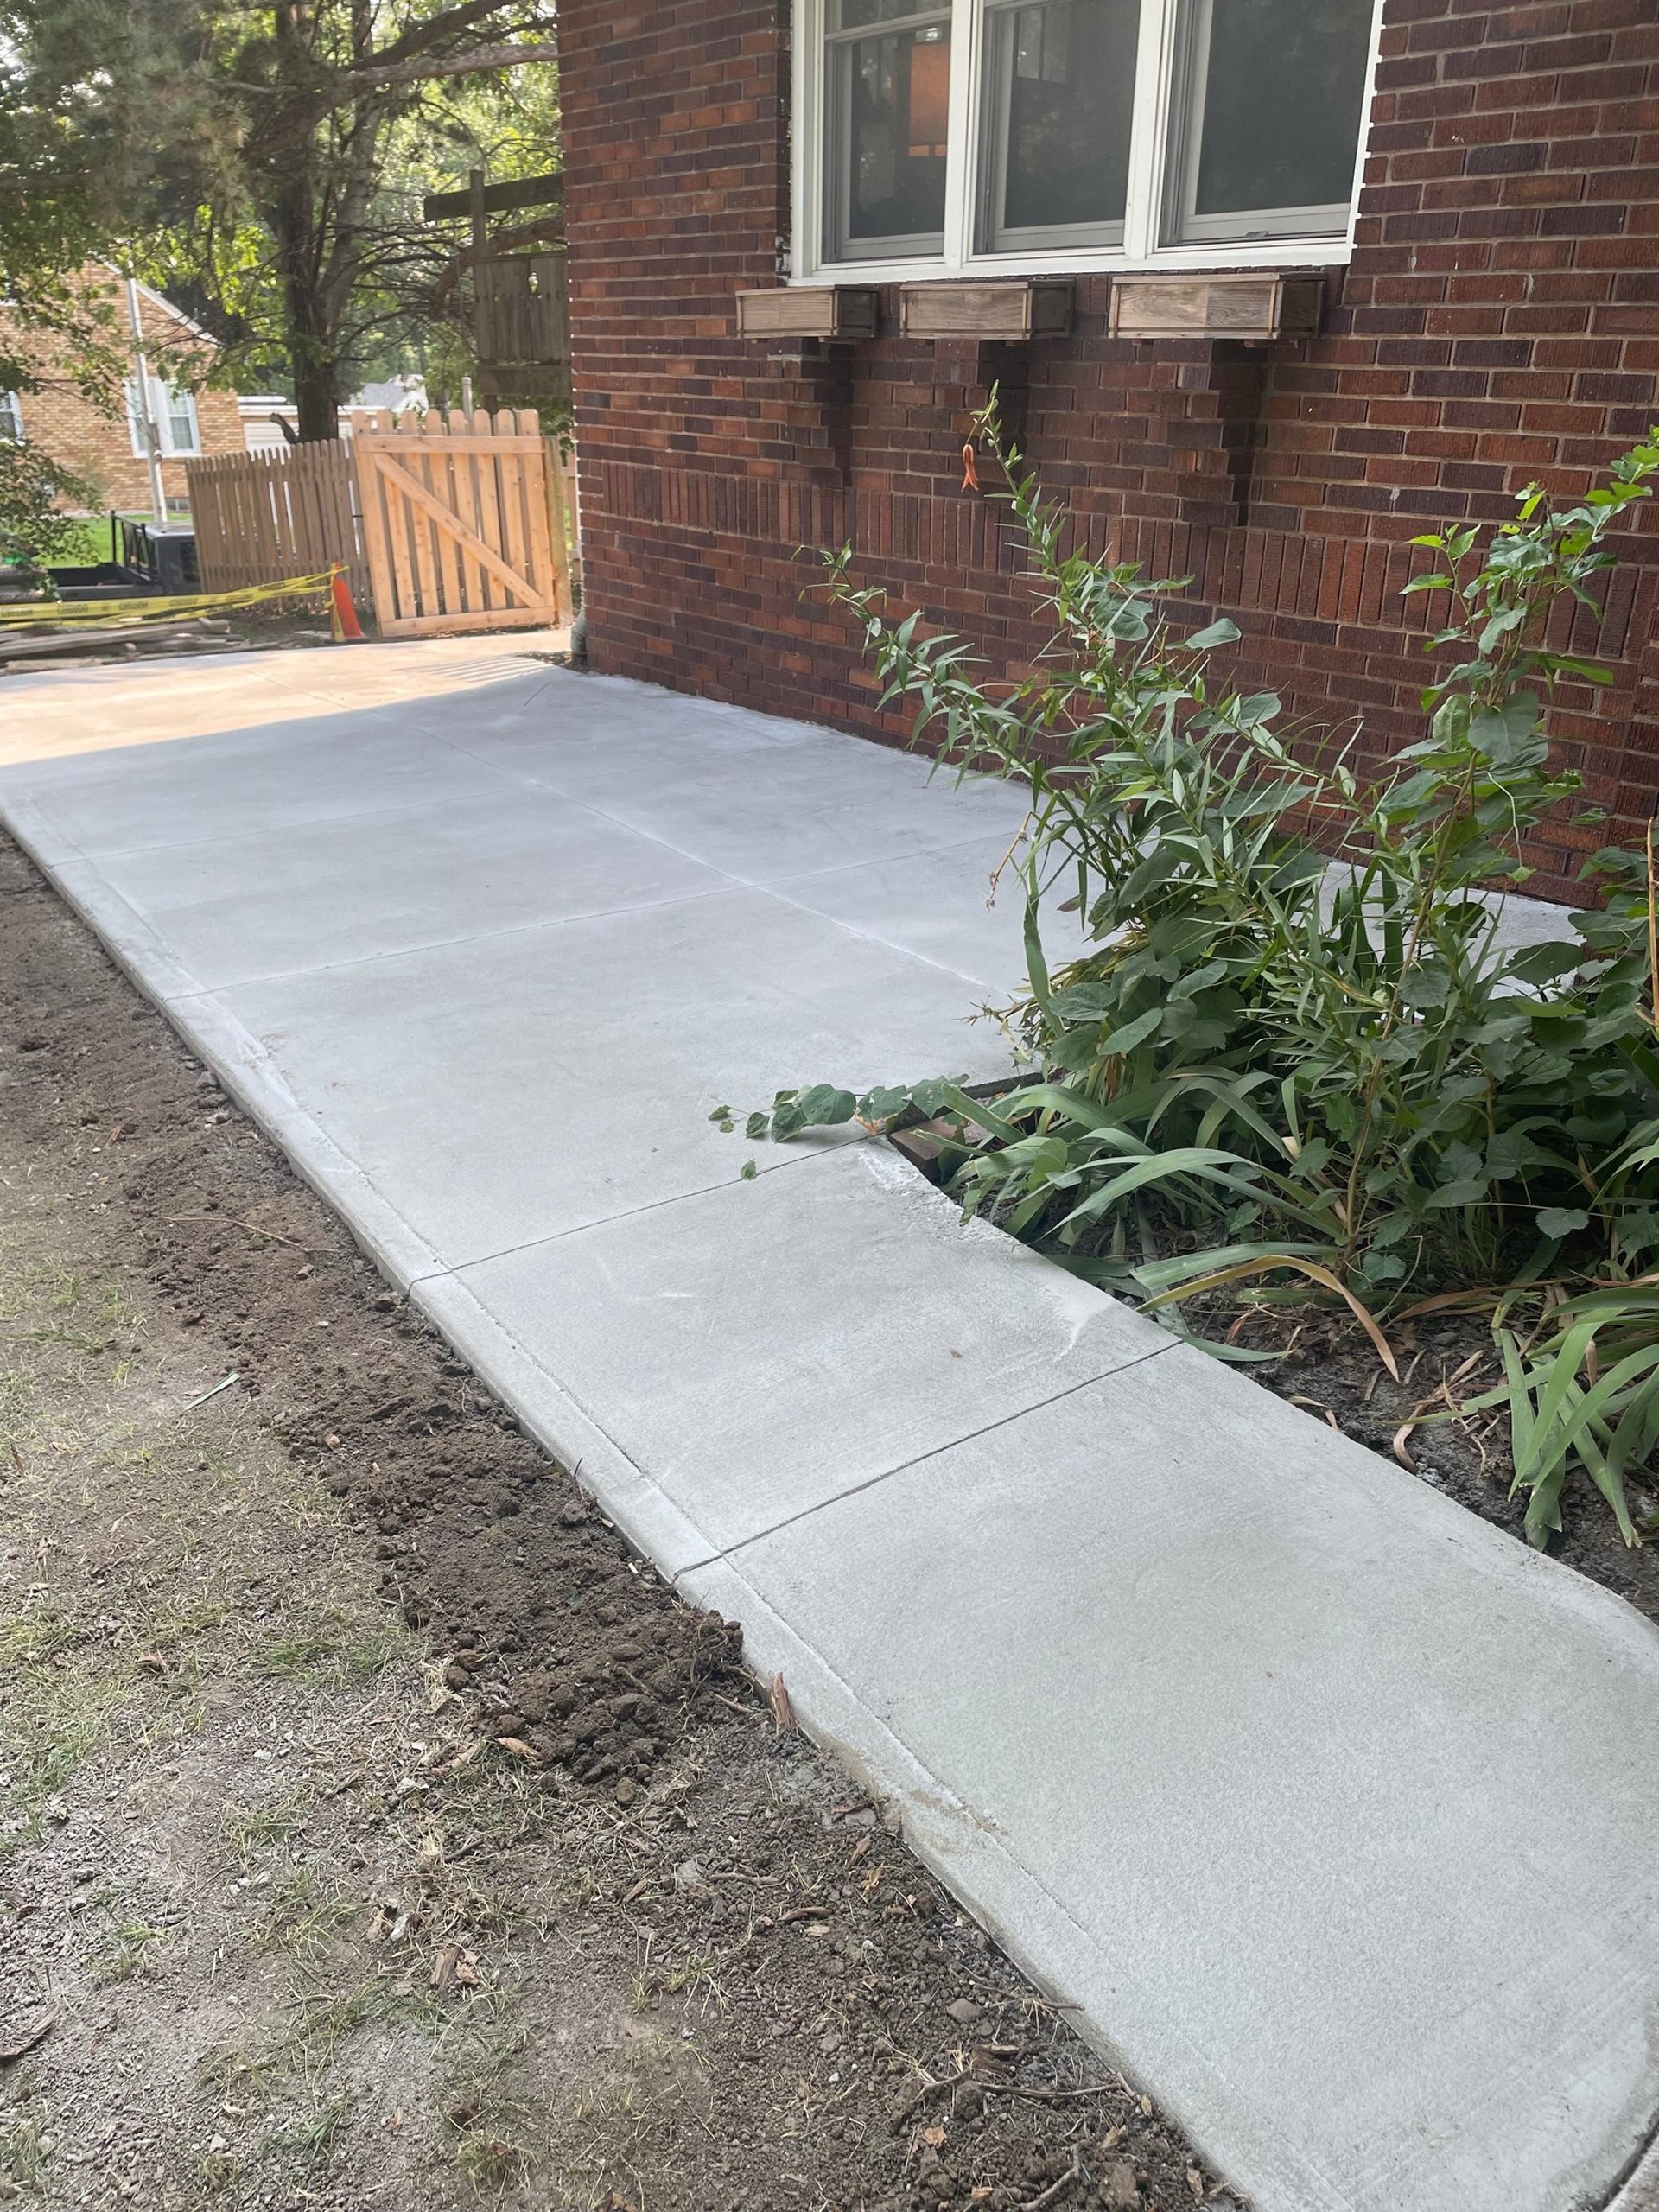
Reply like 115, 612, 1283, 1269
0, 268, 243, 515
238, 376, 429, 454
556, 0, 1659, 900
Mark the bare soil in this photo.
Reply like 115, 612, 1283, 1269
0, 825, 1230, 2212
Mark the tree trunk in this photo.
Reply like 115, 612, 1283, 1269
270, 162, 343, 442
291, 349, 343, 443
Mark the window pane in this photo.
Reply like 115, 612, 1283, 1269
835, 0, 932, 21
988, 0, 1140, 242
165, 387, 199, 453
0, 391, 22, 442
1186, 0, 1372, 230
829, 17, 951, 253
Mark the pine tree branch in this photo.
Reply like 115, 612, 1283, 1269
338, 40, 558, 93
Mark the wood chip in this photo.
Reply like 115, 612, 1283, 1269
0, 2010, 56, 2063
768, 1672, 795, 1733
429, 1943, 460, 1992
493, 1736, 543, 1765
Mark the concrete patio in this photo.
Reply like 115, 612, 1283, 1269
3, 638, 1657, 2212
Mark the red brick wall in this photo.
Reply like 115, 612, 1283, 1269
560, 0, 1659, 899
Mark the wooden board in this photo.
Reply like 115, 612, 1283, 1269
899, 280, 1072, 340
1108, 273, 1325, 341
737, 287, 880, 340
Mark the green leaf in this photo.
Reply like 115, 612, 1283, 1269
1096, 1007, 1163, 1058
1535, 1207, 1590, 1237
740, 1159, 759, 1180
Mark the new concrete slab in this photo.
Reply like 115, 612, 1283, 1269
210, 881, 1014, 1264
2, 639, 1655, 2212
681, 1348, 1659, 2212
451, 1143, 1174, 1554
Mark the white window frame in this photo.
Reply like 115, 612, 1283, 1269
791, 0, 1385, 285
0, 391, 22, 442
125, 374, 201, 458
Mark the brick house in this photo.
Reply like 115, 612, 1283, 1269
556, 0, 1659, 899
0, 269, 244, 517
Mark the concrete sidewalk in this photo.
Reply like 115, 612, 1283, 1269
3, 640, 1657, 2212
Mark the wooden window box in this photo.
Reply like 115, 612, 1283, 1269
735, 287, 880, 341
1108, 272, 1325, 341
899, 280, 1073, 341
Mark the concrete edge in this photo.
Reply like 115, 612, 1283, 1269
409, 1268, 720, 1586
673, 1548, 1316, 2212
3, 789, 447, 1295
1609, 2133, 1659, 2212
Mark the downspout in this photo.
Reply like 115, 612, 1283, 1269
124, 276, 168, 526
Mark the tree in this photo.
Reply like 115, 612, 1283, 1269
0, 49, 126, 560
3, 0, 560, 440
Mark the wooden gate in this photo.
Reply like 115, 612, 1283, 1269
355, 408, 569, 637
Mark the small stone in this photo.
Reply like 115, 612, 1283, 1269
1099, 2158, 1141, 2210
673, 1859, 710, 1897
614, 1776, 638, 1807
944, 1996, 982, 2026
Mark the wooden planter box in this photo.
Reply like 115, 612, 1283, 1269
735, 287, 880, 340
1108, 272, 1325, 341
899, 279, 1073, 341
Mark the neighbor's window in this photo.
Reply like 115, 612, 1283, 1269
0, 391, 22, 442
163, 385, 201, 455
124, 376, 201, 458
804, 0, 1379, 271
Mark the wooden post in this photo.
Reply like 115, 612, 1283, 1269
470, 167, 488, 393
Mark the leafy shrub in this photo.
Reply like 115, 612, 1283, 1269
749, 416, 1659, 1543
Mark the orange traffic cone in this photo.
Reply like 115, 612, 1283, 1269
329, 567, 365, 642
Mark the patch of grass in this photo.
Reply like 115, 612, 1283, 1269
194, 2146, 244, 2190
0, 1624, 129, 1853
222, 1794, 307, 1866
0, 2107, 55, 2189
454, 2120, 531, 2199
251, 1613, 405, 1687
258, 2087, 355, 2166
91, 1917, 170, 1983
276, 1981, 382, 2073
196, 2047, 278, 2107
257, 1869, 358, 1963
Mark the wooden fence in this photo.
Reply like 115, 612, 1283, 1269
187, 442, 372, 610
188, 413, 575, 635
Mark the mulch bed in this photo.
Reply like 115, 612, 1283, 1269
1207, 1300, 1659, 1625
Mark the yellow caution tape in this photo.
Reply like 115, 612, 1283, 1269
0, 569, 342, 627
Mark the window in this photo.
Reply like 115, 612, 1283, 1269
0, 391, 22, 442
798, 0, 1381, 278
124, 375, 201, 458
823, 3, 953, 262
